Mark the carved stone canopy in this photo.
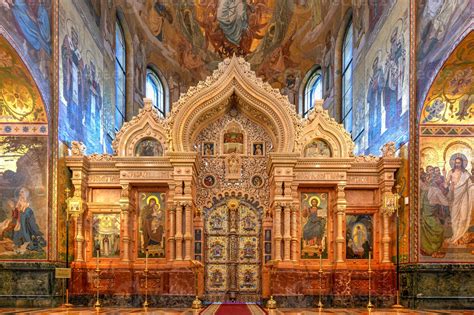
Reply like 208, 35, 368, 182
111, 56, 355, 158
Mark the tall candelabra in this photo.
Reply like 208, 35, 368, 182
317, 247, 323, 310
392, 185, 404, 308
62, 188, 73, 308
94, 248, 101, 310
143, 248, 149, 309
367, 251, 374, 310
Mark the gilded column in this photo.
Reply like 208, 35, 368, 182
335, 184, 346, 263
273, 204, 282, 261
290, 206, 297, 261
283, 204, 291, 261
169, 207, 176, 261
175, 203, 183, 260
184, 202, 193, 260
120, 184, 131, 262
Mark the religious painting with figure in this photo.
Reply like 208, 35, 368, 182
223, 123, 244, 154
0, 136, 48, 259
135, 138, 163, 156
346, 215, 373, 259
301, 192, 328, 258
92, 213, 120, 258
139, 192, 166, 258
419, 145, 474, 261
202, 142, 215, 156
304, 139, 331, 157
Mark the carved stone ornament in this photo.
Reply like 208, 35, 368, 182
70, 141, 86, 156
297, 100, 355, 157
382, 192, 398, 216
88, 153, 114, 161
381, 141, 396, 158
354, 154, 380, 163
225, 154, 242, 179
113, 99, 168, 156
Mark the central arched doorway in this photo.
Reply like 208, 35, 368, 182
204, 197, 262, 302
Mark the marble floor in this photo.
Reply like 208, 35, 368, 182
0, 308, 472, 315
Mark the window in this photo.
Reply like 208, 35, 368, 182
341, 22, 353, 134
302, 68, 323, 117
146, 68, 165, 117
115, 20, 126, 131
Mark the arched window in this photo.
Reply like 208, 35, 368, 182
341, 21, 353, 134
115, 20, 126, 131
302, 68, 323, 117
146, 68, 165, 117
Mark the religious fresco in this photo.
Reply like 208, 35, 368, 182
0, 0, 51, 104
138, 192, 166, 258
301, 192, 328, 259
352, 0, 409, 155
135, 138, 163, 156
59, 0, 111, 154
416, 0, 471, 112
420, 33, 473, 127
0, 36, 47, 123
419, 33, 474, 262
346, 215, 373, 259
304, 139, 331, 157
0, 136, 48, 259
137, 0, 341, 103
92, 213, 120, 258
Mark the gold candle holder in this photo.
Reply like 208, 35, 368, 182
143, 249, 149, 309
317, 247, 323, 310
94, 248, 101, 310
367, 251, 374, 310
191, 260, 203, 310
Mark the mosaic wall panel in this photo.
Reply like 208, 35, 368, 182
0, 1, 51, 105
92, 213, 120, 258
58, 0, 113, 153
419, 33, 474, 263
138, 192, 166, 258
346, 215, 373, 259
0, 136, 48, 259
352, 0, 409, 155
301, 192, 328, 259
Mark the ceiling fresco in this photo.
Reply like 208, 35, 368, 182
138, 0, 339, 89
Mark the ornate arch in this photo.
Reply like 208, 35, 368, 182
112, 99, 168, 156
166, 56, 303, 153
297, 100, 354, 158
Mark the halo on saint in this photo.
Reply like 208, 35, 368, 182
449, 153, 468, 169
146, 195, 160, 209
308, 195, 321, 207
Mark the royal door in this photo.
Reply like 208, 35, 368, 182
204, 198, 261, 302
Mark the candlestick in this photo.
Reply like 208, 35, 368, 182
367, 251, 374, 309
94, 248, 101, 310
143, 248, 149, 309
317, 247, 323, 310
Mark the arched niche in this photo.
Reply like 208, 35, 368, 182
112, 99, 167, 156
297, 100, 354, 158
167, 56, 301, 153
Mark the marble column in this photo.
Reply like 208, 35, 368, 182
382, 211, 391, 263
169, 207, 176, 261
335, 184, 346, 263
184, 202, 192, 260
73, 213, 84, 262
274, 204, 282, 261
290, 206, 297, 261
120, 185, 131, 262
175, 204, 183, 261
283, 204, 291, 261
